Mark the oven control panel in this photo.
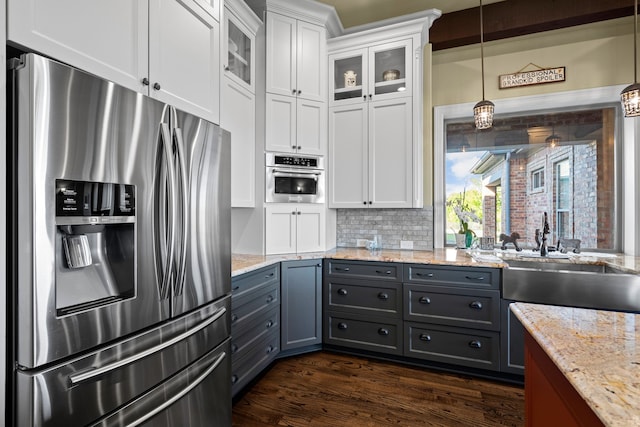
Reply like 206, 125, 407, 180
273, 155, 319, 168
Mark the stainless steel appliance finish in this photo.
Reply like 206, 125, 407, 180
265, 152, 325, 203
503, 260, 640, 313
9, 53, 231, 426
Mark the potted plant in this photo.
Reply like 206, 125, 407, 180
447, 188, 482, 248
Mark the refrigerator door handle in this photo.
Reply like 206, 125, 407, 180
172, 126, 189, 297
156, 122, 177, 300
123, 351, 227, 427
68, 306, 227, 386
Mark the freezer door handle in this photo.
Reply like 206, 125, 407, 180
69, 307, 227, 385
124, 351, 227, 427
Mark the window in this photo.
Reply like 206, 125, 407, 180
530, 168, 545, 192
444, 107, 618, 250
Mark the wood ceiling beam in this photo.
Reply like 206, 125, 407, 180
430, 0, 634, 51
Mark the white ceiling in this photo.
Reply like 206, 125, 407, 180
314, 0, 505, 29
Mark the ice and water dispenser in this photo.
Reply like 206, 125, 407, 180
55, 179, 136, 315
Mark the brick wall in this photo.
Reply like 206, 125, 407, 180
336, 207, 434, 250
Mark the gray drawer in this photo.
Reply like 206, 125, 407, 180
405, 322, 500, 371
231, 283, 279, 336
232, 264, 279, 303
326, 259, 401, 281
324, 312, 402, 355
231, 305, 279, 363
404, 264, 500, 290
404, 285, 500, 331
231, 330, 279, 397
325, 278, 402, 318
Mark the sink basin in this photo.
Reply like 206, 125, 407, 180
503, 260, 640, 312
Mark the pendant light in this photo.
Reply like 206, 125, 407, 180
474, 0, 494, 129
545, 121, 561, 147
621, 0, 640, 117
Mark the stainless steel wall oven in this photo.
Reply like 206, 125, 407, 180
265, 153, 325, 203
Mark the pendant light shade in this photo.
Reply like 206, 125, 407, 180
621, 0, 640, 117
474, 0, 494, 129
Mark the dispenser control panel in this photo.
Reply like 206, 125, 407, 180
56, 179, 135, 217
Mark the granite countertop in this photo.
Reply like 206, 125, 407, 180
232, 247, 640, 276
511, 302, 640, 426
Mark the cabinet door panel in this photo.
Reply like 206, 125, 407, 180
265, 205, 297, 254
296, 206, 325, 253
369, 98, 413, 208
149, 0, 219, 122
368, 39, 413, 101
297, 99, 326, 156
266, 12, 296, 96
222, 78, 255, 207
265, 93, 296, 153
281, 260, 322, 351
296, 21, 326, 102
328, 105, 368, 208
8, 0, 149, 93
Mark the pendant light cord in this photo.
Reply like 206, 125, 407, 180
480, 0, 486, 100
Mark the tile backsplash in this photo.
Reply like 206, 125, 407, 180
336, 207, 434, 250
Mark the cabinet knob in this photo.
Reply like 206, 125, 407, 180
292, 211, 297, 215
377, 292, 389, 300
266, 345, 275, 354
232, 285, 240, 292
141, 77, 149, 86
363, 95, 367, 101
265, 273, 275, 278
368, 201, 372, 204
153, 82, 161, 90
231, 344, 238, 354
334, 267, 350, 272
363, 201, 367, 205
469, 340, 482, 349
266, 295, 274, 303
297, 90, 302, 95
297, 145, 302, 150
419, 333, 431, 342
231, 374, 238, 384
292, 145, 297, 149
337, 288, 348, 296
418, 296, 431, 305
378, 328, 390, 336
469, 301, 483, 310
465, 275, 485, 281
266, 320, 274, 329
231, 314, 238, 323
224, 65, 230, 71
369, 94, 372, 100
416, 272, 434, 278
292, 89, 297, 95
376, 270, 392, 275
337, 322, 348, 330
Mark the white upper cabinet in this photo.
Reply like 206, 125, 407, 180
266, 12, 326, 103
223, 7, 256, 93
149, 0, 220, 123
330, 39, 412, 106
9, 0, 221, 123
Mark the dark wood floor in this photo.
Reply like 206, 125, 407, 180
232, 351, 525, 426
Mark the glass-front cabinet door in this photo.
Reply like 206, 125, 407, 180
330, 48, 367, 105
224, 13, 254, 92
369, 39, 412, 99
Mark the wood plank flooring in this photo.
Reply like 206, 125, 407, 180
232, 351, 525, 427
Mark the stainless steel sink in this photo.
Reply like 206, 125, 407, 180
503, 260, 640, 312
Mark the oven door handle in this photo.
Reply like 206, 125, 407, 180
272, 169, 321, 176
68, 307, 226, 386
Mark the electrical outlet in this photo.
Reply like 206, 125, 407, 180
400, 240, 414, 250
356, 239, 369, 248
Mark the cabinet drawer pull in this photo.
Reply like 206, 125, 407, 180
469, 301, 483, 310
153, 82, 161, 91
266, 295, 274, 303
337, 288, 348, 296
231, 374, 238, 384
231, 344, 238, 354
376, 270, 392, 275
232, 286, 240, 291
337, 322, 348, 330
419, 333, 431, 342
334, 267, 350, 272
416, 272, 434, 278
465, 275, 485, 281
266, 345, 275, 354
378, 328, 390, 336
266, 320, 274, 329
469, 340, 482, 349
231, 314, 238, 323
265, 273, 275, 278
377, 292, 389, 300
418, 296, 431, 304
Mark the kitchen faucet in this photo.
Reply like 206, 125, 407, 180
538, 212, 550, 256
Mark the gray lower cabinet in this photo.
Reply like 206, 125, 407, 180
403, 264, 502, 371
280, 259, 323, 353
231, 264, 281, 397
500, 299, 525, 375
323, 259, 403, 355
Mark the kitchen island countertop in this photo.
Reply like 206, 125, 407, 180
511, 302, 640, 426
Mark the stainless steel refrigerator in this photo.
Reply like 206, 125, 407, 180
7, 53, 232, 426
